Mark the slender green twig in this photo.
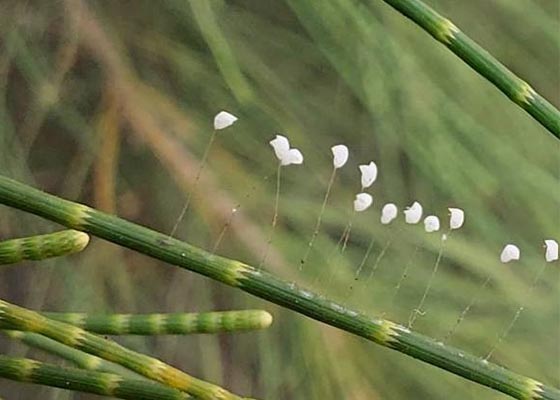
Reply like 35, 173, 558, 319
379, 0, 560, 138
1, 330, 138, 378
0, 355, 191, 400
0, 298, 243, 400
42, 310, 273, 335
0, 176, 557, 400
0, 230, 89, 265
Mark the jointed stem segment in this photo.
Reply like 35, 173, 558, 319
43, 310, 273, 335
0, 230, 89, 265
2, 329, 138, 377
0, 298, 243, 400
0, 355, 191, 400
380, 0, 560, 138
0, 175, 557, 400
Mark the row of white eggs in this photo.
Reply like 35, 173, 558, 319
213, 111, 559, 265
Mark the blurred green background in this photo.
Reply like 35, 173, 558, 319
0, 0, 558, 399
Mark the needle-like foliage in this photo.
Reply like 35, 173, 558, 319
0, 175, 557, 400
0, 355, 191, 400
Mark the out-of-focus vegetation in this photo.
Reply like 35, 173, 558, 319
0, 0, 558, 399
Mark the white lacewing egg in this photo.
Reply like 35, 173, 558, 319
354, 193, 373, 212
448, 207, 465, 230
544, 239, 559, 262
380, 203, 398, 225
359, 161, 378, 189
270, 135, 291, 161
500, 244, 520, 263
404, 201, 423, 224
331, 144, 349, 169
424, 215, 440, 233
213, 111, 238, 130
285, 148, 304, 165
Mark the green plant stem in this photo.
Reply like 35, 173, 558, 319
0, 297, 243, 400
1, 330, 138, 378
379, 0, 560, 138
0, 175, 557, 400
0, 230, 89, 265
42, 310, 273, 335
0, 355, 191, 400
